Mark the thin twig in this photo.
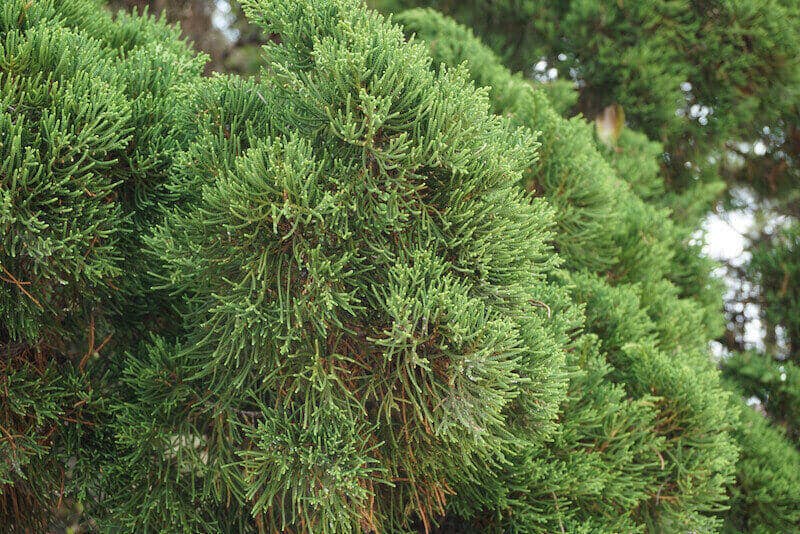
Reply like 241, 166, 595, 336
95, 333, 113, 355
0, 265, 42, 309
655, 483, 666, 505
552, 492, 566, 533
56, 467, 65, 511
0, 423, 20, 449
79, 316, 95, 371
529, 299, 552, 318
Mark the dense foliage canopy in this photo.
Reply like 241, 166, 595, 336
1, 0, 798, 532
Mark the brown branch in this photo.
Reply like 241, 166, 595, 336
0, 265, 42, 309
79, 316, 96, 372
0, 423, 21, 449
95, 333, 113, 355
529, 299, 552, 318
56, 467, 65, 511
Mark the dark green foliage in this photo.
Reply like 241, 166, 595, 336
105, 1, 575, 530
723, 403, 800, 534
371, 0, 800, 186
389, 10, 740, 531
1, 5, 128, 348
748, 223, 800, 362
1, 5, 128, 526
723, 351, 800, 444
0, 0, 202, 527
2, 0, 796, 531
390, 7, 621, 273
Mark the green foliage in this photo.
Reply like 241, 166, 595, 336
393, 7, 725, 329
723, 403, 800, 534
748, 223, 800, 361
0, 0, 202, 528
1, 7, 128, 347
2, 0, 796, 532
371, 0, 800, 185
388, 9, 740, 531
391, 7, 621, 273
723, 351, 800, 444
369, 5, 800, 413
105, 0, 575, 530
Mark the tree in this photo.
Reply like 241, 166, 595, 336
722, 385, 800, 533
370, 0, 800, 193
726, 224, 800, 447
0, 0, 202, 528
366, 3, 800, 444
3, 0, 796, 531
382, 4, 800, 532
99, 0, 579, 529
103, 1, 742, 531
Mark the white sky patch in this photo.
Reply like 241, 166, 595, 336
698, 187, 769, 351
709, 340, 731, 362
212, 0, 240, 43
701, 207, 753, 265
532, 57, 559, 82
745, 395, 761, 407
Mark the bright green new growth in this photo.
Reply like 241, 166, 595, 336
0, 0, 202, 527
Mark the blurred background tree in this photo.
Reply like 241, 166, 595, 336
105, 0, 267, 73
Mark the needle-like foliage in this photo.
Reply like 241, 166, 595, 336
391, 9, 744, 532
3, 0, 795, 532
103, 0, 575, 530
0, 0, 202, 528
